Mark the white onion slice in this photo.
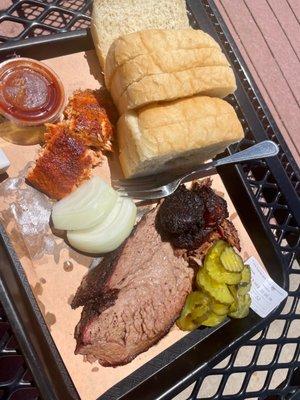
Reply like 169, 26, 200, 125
67, 196, 137, 254
52, 176, 118, 231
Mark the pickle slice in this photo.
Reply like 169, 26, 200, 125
228, 285, 238, 313
179, 291, 209, 318
211, 301, 229, 316
229, 302, 238, 313
177, 314, 198, 331
202, 312, 227, 327
229, 285, 238, 297
206, 256, 241, 285
176, 291, 211, 331
240, 265, 251, 285
197, 269, 234, 304
192, 308, 211, 326
238, 282, 251, 296
206, 240, 228, 261
220, 246, 244, 272
191, 302, 210, 318
229, 293, 251, 319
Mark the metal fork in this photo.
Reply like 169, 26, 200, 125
113, 140, 279, 200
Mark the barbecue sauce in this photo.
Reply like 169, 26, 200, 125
0, 58, 65, 145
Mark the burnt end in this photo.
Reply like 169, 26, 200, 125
218, 219, 241, 251
156, 181, 228, 251
171, 227, 213, 250
156, 185, 204, 235
155, 185, 205, 249
192, 184, 228, 227
185, 230, 222, 261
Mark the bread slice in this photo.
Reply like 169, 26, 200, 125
117, 96, 244, 178
104, 29, 236, 113
109, 47, 230, 104
91, 0, 189, 71
105, 29, 221, 87
117, 65, 236, 114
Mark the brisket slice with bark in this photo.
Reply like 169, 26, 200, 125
71, 208, 193, 367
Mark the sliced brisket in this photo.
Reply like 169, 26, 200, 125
72, 209, 193, 367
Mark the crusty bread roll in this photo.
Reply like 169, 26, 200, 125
118, 96, 244, 178
105, 29, 237, 113
91, 0, 189, 70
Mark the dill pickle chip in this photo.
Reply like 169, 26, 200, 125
229, 293, 251, 319
228, 285, 237, 297
177, 314, 198, 331
202, 312, 227, 327
197, 269, 234, 304
228, 285, 238, 312
211, 301, 229, 316
228, 285, 237, 301
237, 282, 251, 296
192, 308, 211, 325
206, 256, 241, 285
240, 265, 251, 285
180, 291, 209, 318
204, 241, 241, 284
229, 306, 250, 319
191, 304, 210, 320
220, 246, 244, 272
229, 301, 238, 313
206, 240, 228, 261
176, 291, 211, 331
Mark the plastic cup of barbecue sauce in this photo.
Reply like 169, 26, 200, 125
0, 58, 65, 145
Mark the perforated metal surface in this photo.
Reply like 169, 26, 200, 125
0, 1, 299, 400
0, 0, 92, 42
0, 304, 40, 400
173, 260, 300, 400
179, 2, 300, 399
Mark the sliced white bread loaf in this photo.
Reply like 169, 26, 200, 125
105, 29, 222, 87
105, 29, 236, 113
91, 0, 190, 70
117, 96, 244, 178
116, 65, 236, 114
108, 47, 231, 112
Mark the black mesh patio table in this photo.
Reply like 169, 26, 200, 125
0, 1, 299, 400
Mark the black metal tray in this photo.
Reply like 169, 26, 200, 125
0, 1, 299, 400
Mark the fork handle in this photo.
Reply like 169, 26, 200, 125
214, 140, 279, 167
182, 140, 279, 183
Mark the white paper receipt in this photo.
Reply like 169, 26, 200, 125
247, 256, 288, 318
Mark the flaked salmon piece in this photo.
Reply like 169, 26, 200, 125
27, 124, 98, 200
64, 89, 116, 152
